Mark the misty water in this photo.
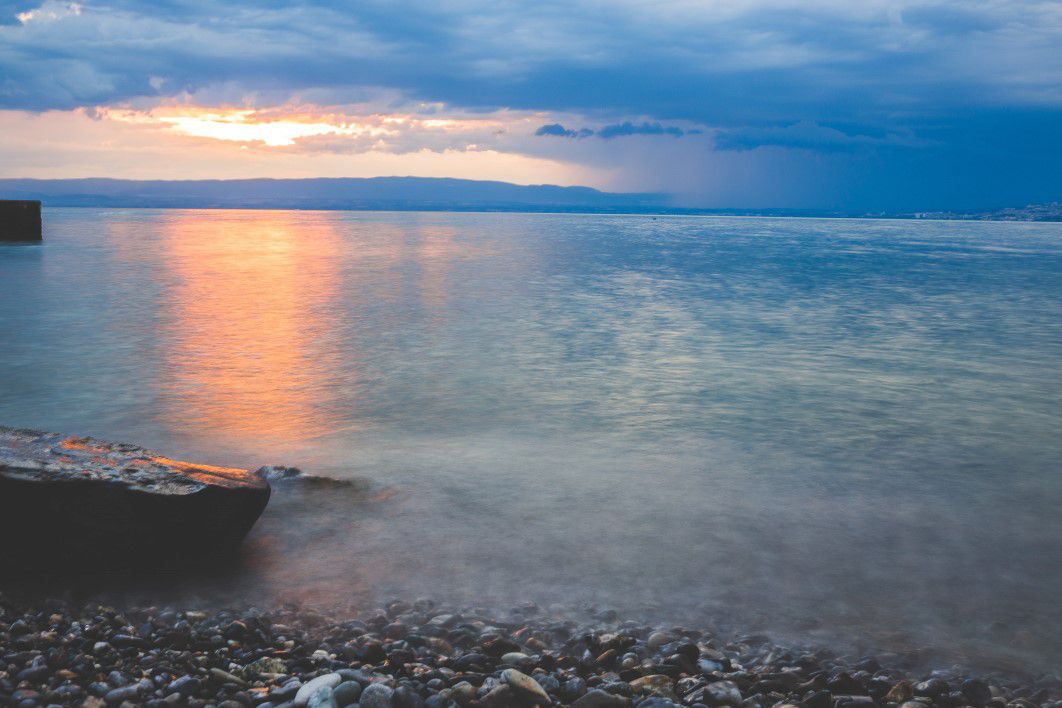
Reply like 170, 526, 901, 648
1, 209, 1060, 671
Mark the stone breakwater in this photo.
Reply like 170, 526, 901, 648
0, 596, 1056, 708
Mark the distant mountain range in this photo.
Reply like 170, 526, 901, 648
0, 177, 668, 213
0, 178, 1058, 220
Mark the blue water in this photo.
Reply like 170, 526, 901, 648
1, 209, 1060, 668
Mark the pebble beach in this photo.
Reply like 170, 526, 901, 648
1, 595, 1057, 708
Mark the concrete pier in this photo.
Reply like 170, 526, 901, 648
0, 200, 42, 241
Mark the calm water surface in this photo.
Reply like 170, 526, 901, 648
1, 209, 1060, 669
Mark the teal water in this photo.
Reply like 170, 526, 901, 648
1, 209, 1060, 668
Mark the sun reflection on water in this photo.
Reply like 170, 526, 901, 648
156, 210, 344, 446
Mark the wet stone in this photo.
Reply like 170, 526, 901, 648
503, 668, 552, 704
308, 686, 339, 708
360, 682, 396, 708
333, 681, 362, 706
294, 673, 343, 706
572, 689, 631, 707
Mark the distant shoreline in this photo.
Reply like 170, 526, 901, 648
2, 177, 1058, 222
17, 203, 1062, 224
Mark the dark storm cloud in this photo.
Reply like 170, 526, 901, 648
535, 122, 690, 139
535, 123, 592, 138
597, 122, 686, 139
2, 0, 1057, 118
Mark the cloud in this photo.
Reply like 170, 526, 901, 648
712, 121, 911, 152
1, 0, 1059, 118
597, 121, 688, 139
0, 0, 1058, 210
534, 121, 696, 139
535, 123, 592, 138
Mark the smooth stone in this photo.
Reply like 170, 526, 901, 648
572, 689, 631, 707
336, 668, 373, 684
480, 684, 515, 707
535, 674, 562, 694
704, 681, 743, 707
502, 668, 552, 704
333, 681, 362, 707
637, 699, 678, 708
647, 632, 670, 649
308, 686, 338, 708
501, 652, 534, 665
450, 682, 476, 704
564, 677, 588, 700
360, 683, 395, 708
294, 674, 342, 706
270, 682, 302, 702
104, 686, 140, 705
165, 676, 201, 697
210, 668, 247, 686
394, 685, 426, 708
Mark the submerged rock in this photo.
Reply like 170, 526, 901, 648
0, 426, 270, 566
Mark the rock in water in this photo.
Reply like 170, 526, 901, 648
0, 200, 42, 242
0, 426, 270, 567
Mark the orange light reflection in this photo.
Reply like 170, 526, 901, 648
157, 210, 343, 446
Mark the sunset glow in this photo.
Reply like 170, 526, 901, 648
101, 105, 515, 149
158, 113, 374, 147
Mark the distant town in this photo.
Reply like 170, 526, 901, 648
910, 202, 1062, 222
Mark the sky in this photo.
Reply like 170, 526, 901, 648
0, 0, 1060, 211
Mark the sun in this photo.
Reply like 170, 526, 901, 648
157, 111, 358, 147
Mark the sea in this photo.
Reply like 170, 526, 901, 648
1, 208, 1060, 670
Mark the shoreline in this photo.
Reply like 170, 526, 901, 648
0, 594, 1056, 708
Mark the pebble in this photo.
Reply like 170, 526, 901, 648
501, 651, 534, 665
647, 631, 670, 649
308, 686, 339, 708
333, 680, 362, 706
166, 676, 201, 697
503, 668, 553, 704
572, 689, 632, 707
294, 673, 343, 706
210, 667, 247, 686
360, 682, 396, 708
704, 680, 743, 707
104, 685, 140, 704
